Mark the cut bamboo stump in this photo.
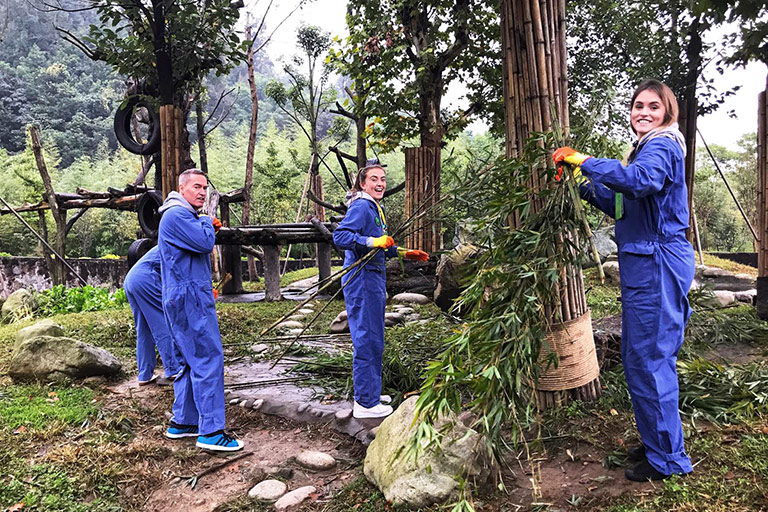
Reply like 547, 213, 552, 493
160, 104, 185, 198
757, 75, 768, 319
263, 245, 282, 301
404, 146, 441, 253
219, 201, 244, 294
502, 0, 600, 407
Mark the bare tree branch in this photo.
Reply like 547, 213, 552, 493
64, 207, 89, 236
55, 26, 99, 60
307, 189, 346, 214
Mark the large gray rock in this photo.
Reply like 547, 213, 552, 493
329, 310, 349, 334
391, 292, 431, 305
15, 319, 64, 351
434, 244, 480, 312
363, 396, 494, 508
583, 227, 617, 268
1, 288, 37, 322
10, 335, 122, 382
274, 486, 316, 511
696, 265, 756, 292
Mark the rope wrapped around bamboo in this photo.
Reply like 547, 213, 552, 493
537, 310, 599, 391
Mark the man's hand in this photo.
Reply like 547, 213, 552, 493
370, 235, 395, 249
397, 247, 429, 261
211, 217, 222, 233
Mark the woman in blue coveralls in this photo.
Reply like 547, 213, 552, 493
333, 161, 429, 419
554, 79, 694, 482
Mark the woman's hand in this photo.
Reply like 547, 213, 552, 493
553, 146, 591, 167
397, 247, 429, 262
369, 235, 395, 248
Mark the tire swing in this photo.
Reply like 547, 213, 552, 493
127, 238, 157, 270
114, 96, 161, 155
137, 190, 164, 239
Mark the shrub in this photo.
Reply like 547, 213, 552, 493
37, 285, 128, 316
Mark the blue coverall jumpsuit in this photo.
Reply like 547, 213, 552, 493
158, 192, 226, 435
580, 134, 694, 475
333, 196, 397, 408
124, 246, 181, 382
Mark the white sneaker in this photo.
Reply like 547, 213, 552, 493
353, 402, 393, 419
380, 394, 392, 404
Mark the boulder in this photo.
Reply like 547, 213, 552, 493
391, 292, 431, 305
329, 311, 350, 334
364, 396, 494, 508
735, 289, 757, 304
385, 259, 437, 297
583, 227, 617, 268
9, 335, 122, 382
696, 266, 756, 292
1, 288, 37, 322
434, 244, 481, 312
602, 260, 621, 286
15, 319, 64, 351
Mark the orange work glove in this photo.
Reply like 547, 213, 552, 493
369, 235, 395, 249
553, 146, 591, 167
211, 217, 222, 233
213, 288, 219, 299
397, 247, 429, 262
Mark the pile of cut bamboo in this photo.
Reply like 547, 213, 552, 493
404, 147, 441, 253
501, 0, 600, 406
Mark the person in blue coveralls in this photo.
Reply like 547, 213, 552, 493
553, 79, 694, 481
333, 160, 429, 419
157, 168, 243, 452
124, 245, 181, 386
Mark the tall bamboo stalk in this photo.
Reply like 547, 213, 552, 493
501, 0, 600, 406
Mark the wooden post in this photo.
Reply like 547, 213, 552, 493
501, 0, 600, 407
404, 146, 441, 253
756, 75, 768, 319
219, 201, 243, 295
263, 245, 282, 301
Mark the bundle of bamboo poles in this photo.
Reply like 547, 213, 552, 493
501, 0, 601, 406
159, 105, 184, 198
404, 147, 441, 253
757, 76, 768, 319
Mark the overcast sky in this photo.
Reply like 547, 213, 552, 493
254, 0, 766, 151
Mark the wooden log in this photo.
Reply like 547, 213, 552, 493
219, 202, 243, 295
263, 244, 282, 301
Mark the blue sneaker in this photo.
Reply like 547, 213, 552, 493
196, 430, 244, 452
165, 421, 199, 439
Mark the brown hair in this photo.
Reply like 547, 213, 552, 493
630, 79, 679, 133
351, 164, 385, 194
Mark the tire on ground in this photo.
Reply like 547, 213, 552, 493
127, 238, 157, 270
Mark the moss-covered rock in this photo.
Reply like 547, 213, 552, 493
14, 319, 64, 351
1, 288, 37, 322
9, 335, 121, 383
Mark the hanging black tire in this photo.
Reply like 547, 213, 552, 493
114, 96, 161, 155
127, 238, 157, 270
137, 190, 164, 239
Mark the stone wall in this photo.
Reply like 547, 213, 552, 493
0, 257, 127, 299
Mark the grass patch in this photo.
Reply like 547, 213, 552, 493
0, 385, 96, 430
702, 253, 757, 277
241, 266, 343, 292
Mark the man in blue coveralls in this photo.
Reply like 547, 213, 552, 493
124, 245, 181, 386
157, 168, 243, 452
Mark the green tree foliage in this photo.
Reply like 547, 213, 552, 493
705, 0, 768, 65
330, 0, 500, 150
693, 135, 757, 251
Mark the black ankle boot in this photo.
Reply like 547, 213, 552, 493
627, 444, 646, 462
625, 460, 669, 482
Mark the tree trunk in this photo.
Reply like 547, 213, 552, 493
501, 0, 600, 407
195, 99, 209, 175
29, 125, 67, 285
679, 17, 702, 242
311, 157, 325, 222
244, 24, 260, 281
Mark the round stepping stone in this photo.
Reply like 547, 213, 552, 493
391, 292, 431, 304
250, 343, 269, 354
296, 403, 310, 413
248, 479, 287, 501
277, 320, 304, 329
288, 328, 304, 335
335, 409, 352, 422
229, 398, 240, 405
252, 399, 264, 410
297, 308, 315, 315
241, 398, 255, 408
287, 314, 305, 321
393, 306, 414, 315
296, 450, 336, 471
274, 486, 316, 511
